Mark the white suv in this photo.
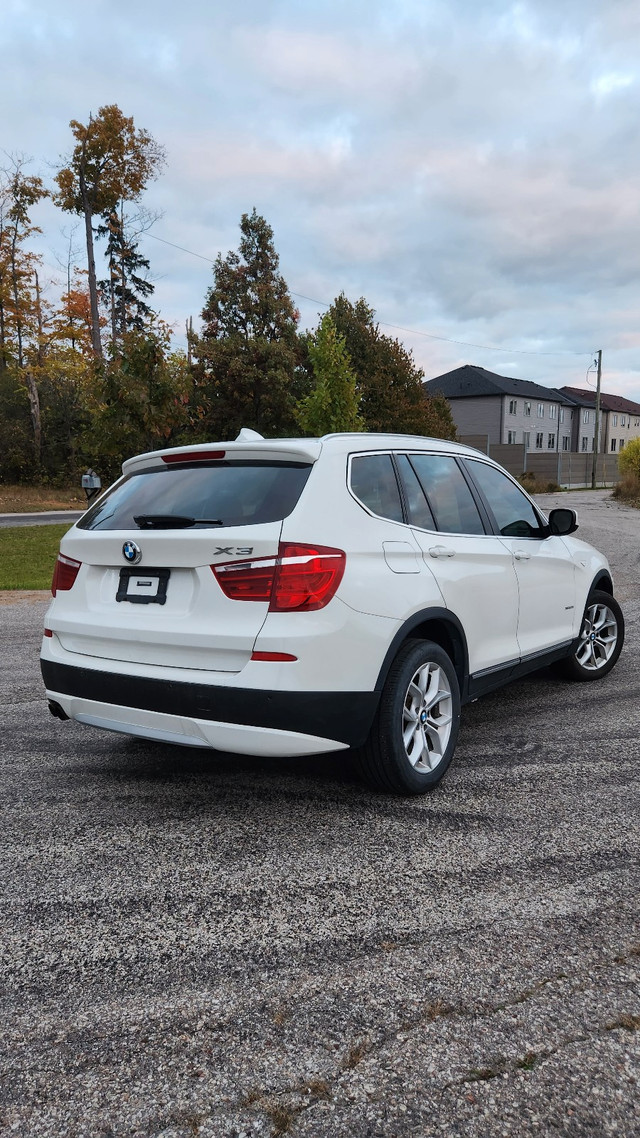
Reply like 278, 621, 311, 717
41, 432, 624, 795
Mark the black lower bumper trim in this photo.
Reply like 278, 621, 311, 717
41, 660, 379, 748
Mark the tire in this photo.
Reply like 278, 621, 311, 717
355, 639, 461, 795
559, 589, 625, 681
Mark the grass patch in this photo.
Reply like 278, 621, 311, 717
0, 524, 70, 590
263, 1102, 299, 1136
515, 1051, 539, 1070
0, 483, 85, 513
466, 1066, 500, 1082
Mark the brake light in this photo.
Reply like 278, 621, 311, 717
162, 450, 225, 464
212, 543, 345, 612
51, 554, 81, 596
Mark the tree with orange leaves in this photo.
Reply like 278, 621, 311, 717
54, 105, 165, 358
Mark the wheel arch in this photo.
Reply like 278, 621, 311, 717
590, 570, 613, 596
375, 608, 470, 700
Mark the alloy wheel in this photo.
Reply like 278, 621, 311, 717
575, 601, 618, 671
402, 662, 453, 772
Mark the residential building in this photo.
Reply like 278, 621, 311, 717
559, 388, 640, 454
424, 365, 574, 452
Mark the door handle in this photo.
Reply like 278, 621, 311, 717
514, 550, 531, 560
428, 545, 456, 558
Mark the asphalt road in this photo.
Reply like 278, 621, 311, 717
0, 510, 84, 528
1, 490, 639, 1137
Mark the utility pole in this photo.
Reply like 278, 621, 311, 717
591, 349, 602, 489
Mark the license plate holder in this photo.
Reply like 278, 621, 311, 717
116, 567, 170, 605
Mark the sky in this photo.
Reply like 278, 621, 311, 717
3, 0, 640, 400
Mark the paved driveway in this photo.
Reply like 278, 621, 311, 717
1, 490, 639, 1137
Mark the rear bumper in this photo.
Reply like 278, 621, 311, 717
41, 660, 379, 755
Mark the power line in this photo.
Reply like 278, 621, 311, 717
144, 230, 591, 360
146, 232, 218, 264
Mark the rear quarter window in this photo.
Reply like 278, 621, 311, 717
349, 454, 404, 523
78, 461, 312, 530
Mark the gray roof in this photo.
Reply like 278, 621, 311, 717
424, 364, 574, 405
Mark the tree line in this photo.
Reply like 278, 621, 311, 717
0, 104, 455, 487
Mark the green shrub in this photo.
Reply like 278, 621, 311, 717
618, 436, 640, 479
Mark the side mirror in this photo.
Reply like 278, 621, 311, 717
548, 507, 578, 536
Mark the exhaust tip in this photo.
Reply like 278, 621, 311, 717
48, 700, 69, 721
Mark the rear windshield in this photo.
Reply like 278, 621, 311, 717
77, 461, 312, 530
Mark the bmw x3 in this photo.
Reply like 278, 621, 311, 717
41, 432, 624, 794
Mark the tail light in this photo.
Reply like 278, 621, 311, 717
51, 553, 82, 596
212, 543, 345, 612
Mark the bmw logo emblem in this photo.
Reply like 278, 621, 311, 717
123, 540, 142, 565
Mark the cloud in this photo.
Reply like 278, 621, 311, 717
2, 0, 640, 398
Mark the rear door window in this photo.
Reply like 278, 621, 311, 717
409, 454, 486, 535
349, 454, 404, 523
78, 462, 312, 531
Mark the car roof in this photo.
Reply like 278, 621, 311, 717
121, 433, 492, 475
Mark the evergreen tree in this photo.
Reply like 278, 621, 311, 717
97, 208, 154, 344
0, 161, 48, 470
193, 209, 304, 439
297, 313, 361, 435
328, 293, 457, 439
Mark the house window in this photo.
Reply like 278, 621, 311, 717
524, 401, 531, 417
559, 408, 565, 424
620, 440, 625, 449
547, 434, 555, 449
509, 399, 517, 415
581, 436, 589, 451
562, 436, 570, 451
507, 430, 517, 444
621, 415, 626, 427
610, 439, 617, 452
583, 409, 591, 424
523, 432, 531, 449
536, 433, 543, 449
549, 405, 557, 420
537, 403, 545, 417
612, 414, 618, 427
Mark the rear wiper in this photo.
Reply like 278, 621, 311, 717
133, 514, 223, 528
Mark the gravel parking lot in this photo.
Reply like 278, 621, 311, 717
1, 490, 639, 1137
